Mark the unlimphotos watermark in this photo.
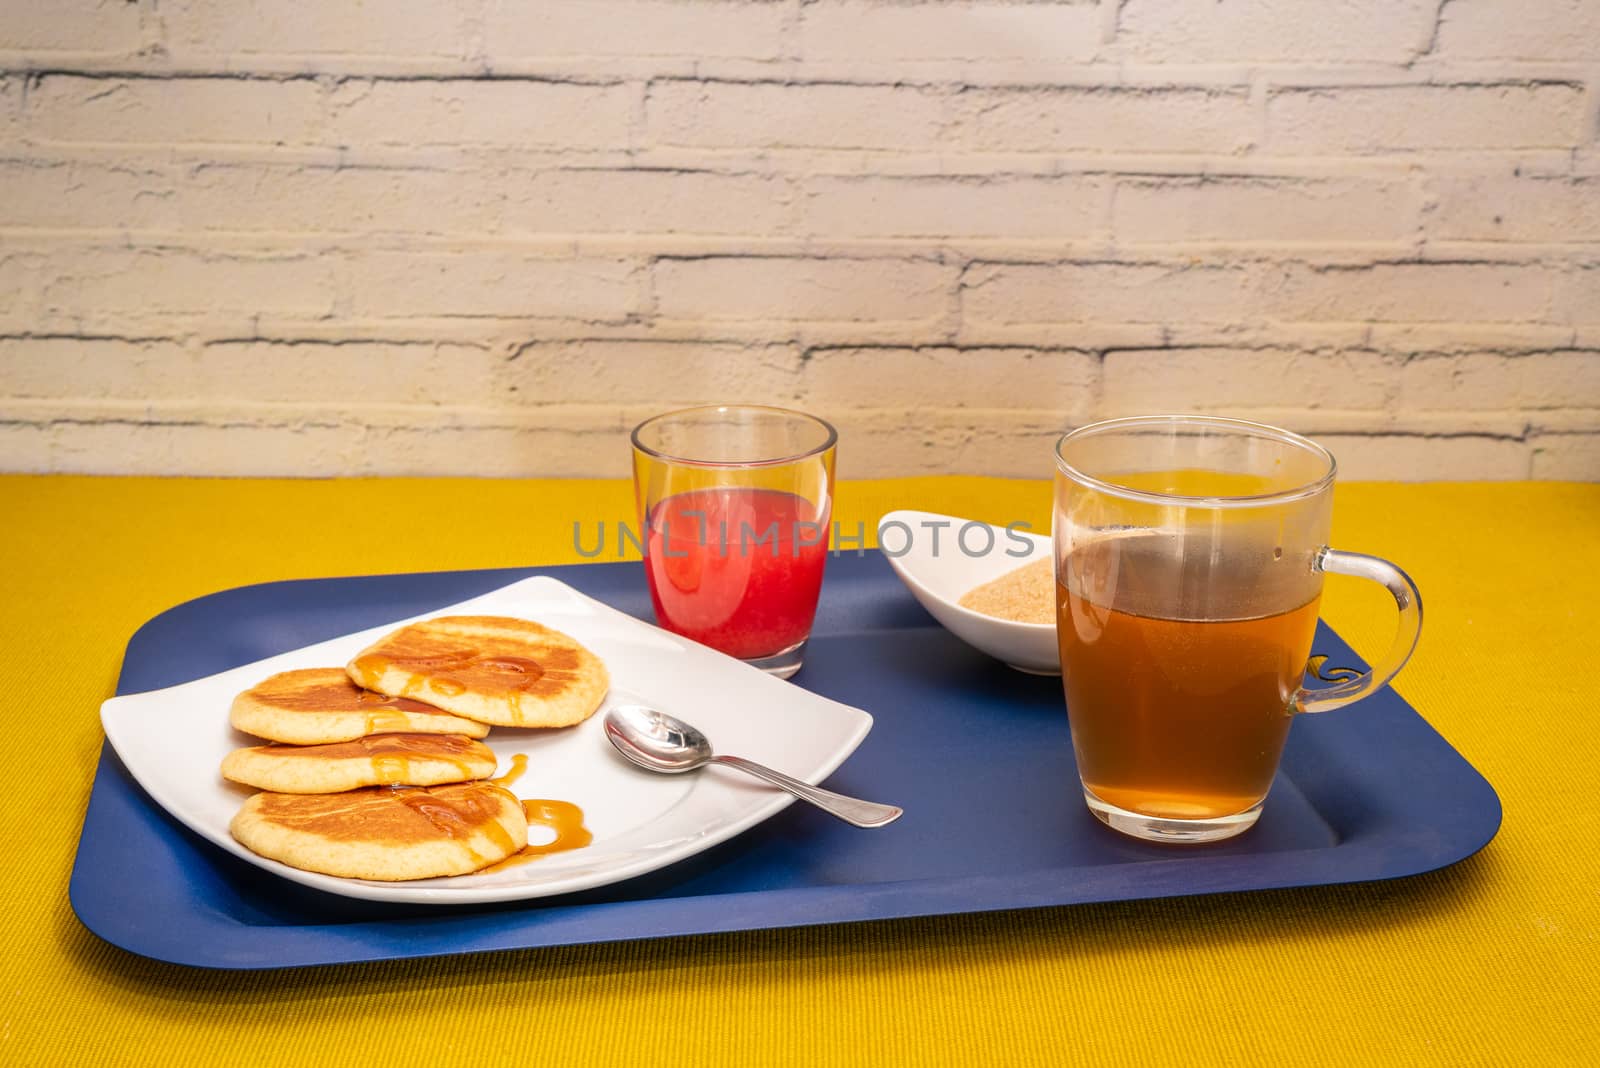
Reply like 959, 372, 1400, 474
571, 517, 1038, 559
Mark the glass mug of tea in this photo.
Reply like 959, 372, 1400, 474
1053, 415, 1421, 843
632, 405, 837, 679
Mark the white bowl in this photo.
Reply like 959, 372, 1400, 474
878, 509, 1060, 675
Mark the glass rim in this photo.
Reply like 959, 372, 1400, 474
1053, 414, 1338, 508
630, 404, 838, 470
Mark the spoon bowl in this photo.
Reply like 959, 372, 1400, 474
604, 704, 713, 774
604, 704, 903, 828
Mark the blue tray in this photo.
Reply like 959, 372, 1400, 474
69, 555, 1501, 970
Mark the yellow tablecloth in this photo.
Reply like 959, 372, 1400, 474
4, 476, 1596, 1066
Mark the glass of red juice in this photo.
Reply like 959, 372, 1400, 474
631, 406, 837, 679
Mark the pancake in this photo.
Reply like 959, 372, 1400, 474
230, 781, 528, 881
220, 733, 497, 794
346, 615, 609, 728
230, 667, 491, 744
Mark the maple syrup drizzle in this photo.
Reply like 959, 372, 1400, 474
395, 785, 520, 865
261, 733, 487, 785
480, 799, 593, 872
479, 656, 545, 678
428, 677, 468, 697
352, 646, 550, 703
353, 688, 446, 715
491, 752, 529, 789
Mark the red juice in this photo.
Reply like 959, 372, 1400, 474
643, 487, 830, 659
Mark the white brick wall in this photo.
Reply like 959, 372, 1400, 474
2, 0, 1598, 480
1117, 0, 1439, 64
1265, 83, 1589, 153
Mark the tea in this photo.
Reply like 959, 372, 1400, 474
1056, 539, 1321, 820
1053, 417, 1420, 841
643, 487, 829, 660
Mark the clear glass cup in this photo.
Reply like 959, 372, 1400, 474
1053, 415, 1422, 843
631, 405, 838, 679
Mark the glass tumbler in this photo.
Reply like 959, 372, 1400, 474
632, 405, 837, 679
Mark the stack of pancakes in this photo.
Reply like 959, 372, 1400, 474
223, 615, 609, 881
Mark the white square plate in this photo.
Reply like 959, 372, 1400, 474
100, 576, 874, 905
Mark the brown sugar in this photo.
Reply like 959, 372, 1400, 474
958, 556, 1055, 624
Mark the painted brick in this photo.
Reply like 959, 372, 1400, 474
801, 347, 1098, 411
800, 175, 1105, 240
1528, 410, 1600, 432
0, 417, 54, 471
34, 419, 360, 478
829, 407, 1080, 479
1365, 324, 1581, 353
1557, 266, 1600, 324
1400, 350, 1600, 409
1, 406, 642, 477
502, 169, 793, 236
503, 341, 804, 405
1114, 176, 1419, 244
0, 338, 194, 398
799, 1, 1101, 63
177, 163, 500, 234
0, 158, 501, 235
915, 423, 1072, 481
327, 80, 635, 151
1270, 262, 1560, 323
24, 76, 324, 146
195, 342, 503, 405
0, 254, 31, 314
963, 261, 1255, 325
345, 252, 640, 320
40, 247, 340, 317
161, 0, 473, 59
0, 159, 177, 230
653, 257, 952, 322
482, 0, 789, 62
950, 87, 1256, 155
1530, 433, 1600, 478
1314, 433, 1531, 479
1103, 348, 1394, 410
0, 0, 144, 53
1435, 0, 1600, 62
646, 80, 946, 151
1267, 83, 1588, 153
1117, 0, 1437, 64
0, 424, 48, 472
337, 422, 631, 479
1292, 410, 1529, 436
1432, 173, 1600, 243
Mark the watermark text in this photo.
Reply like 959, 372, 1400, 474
572, 518, 1037, 559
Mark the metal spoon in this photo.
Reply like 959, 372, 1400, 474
603, 704, 903, 829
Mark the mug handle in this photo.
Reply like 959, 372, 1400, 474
1295, 548, 1423, 715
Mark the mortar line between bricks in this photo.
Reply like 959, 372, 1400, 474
1582, 65, 1600, 149
0, 63, 1264, 91
1418, 0, 1456, 61
801, 341, 1103, 355
9, 331, 1593, 356
6, 67, 635, 88
9, 62, 1600, 89
0, 409, 1566, 446
12, 229, 1566, 262
1097, 0, 1121, 46
4, 142, 1584, 175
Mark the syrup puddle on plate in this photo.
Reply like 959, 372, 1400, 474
480, 753, 594, 872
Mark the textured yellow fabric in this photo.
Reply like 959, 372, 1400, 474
3, 476, 1596, 1066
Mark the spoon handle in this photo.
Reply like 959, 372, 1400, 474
712, 755, 903, 828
